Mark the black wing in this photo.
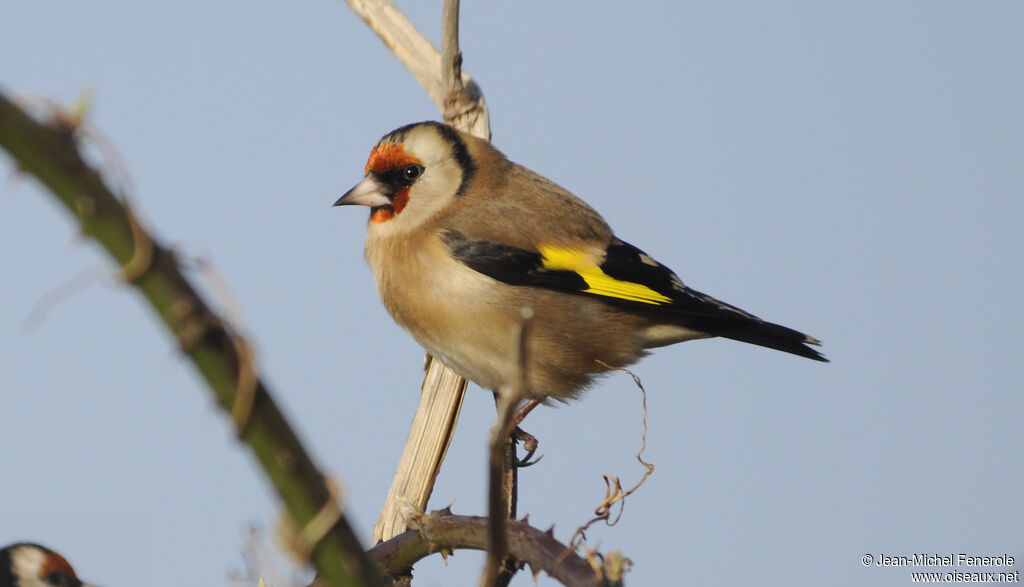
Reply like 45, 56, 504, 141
442, 231, 827, 361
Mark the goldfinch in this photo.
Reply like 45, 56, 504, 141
335, 122, 826, 401
0, 543, 92, 587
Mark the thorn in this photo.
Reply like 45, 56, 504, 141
529, 562, 541, 584
68, 87, 94, 128
520, 513, 530, 525
545, 525, 555, 537
439, 505, 453, 516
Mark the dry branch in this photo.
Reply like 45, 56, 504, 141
372, 355, 466, 543
369, 509, 618, 587
480, 310, 532, 587
348, 0, 491, 545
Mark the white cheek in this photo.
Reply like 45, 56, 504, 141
11, 546, 47, 587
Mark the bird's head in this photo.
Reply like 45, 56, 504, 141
0, 543, 96, 587
335, 121, 477, 233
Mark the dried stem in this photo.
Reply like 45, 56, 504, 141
371, 357, 466, 543
345, 0, 466, 111
441, 0, 463, 93
352, 0, 491, 545
480, 311, 532, 587
568, 363, 655, 559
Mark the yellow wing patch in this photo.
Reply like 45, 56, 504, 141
537, 244, 672, 305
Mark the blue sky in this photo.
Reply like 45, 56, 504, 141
1, 2, 1022, 586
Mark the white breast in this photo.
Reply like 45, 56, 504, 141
365, 229, 518, 392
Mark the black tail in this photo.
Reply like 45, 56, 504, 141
691, 317, 828, 362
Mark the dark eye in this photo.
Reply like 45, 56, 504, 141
403, 164, 424, 181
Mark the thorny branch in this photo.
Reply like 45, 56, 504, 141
0, 92, 382, 587
369, 509, 618, 587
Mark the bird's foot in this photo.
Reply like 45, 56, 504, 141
510, 400, 542, 466
512, 426, 542, 467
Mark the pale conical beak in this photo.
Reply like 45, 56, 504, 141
334, 175, 390, 207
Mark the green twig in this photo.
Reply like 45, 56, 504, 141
0, 90, 382, 587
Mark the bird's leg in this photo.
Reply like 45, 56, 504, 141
510, 398, 540, 429
511, 400, 541, 467
490, 395, 543, 467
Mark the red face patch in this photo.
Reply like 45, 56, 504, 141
370, 207, 394, 223
365, 141, 423, 223
369, 188, 409, 223
365, 141, 421, 175
39, 551, 78, 581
